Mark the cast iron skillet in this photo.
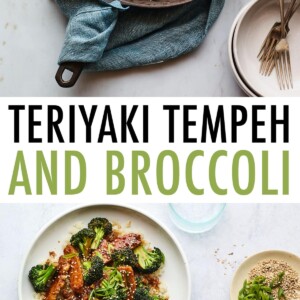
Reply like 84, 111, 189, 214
55, 0, 193, 88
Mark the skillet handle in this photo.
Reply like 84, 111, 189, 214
55, 62, 84, 88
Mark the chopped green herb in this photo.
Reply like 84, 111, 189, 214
62, 253, 78, 259
278, 288, 286, 299
270, 272, 285, 289
238, 273, 286, 300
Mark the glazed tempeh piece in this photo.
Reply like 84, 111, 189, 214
118, 266, 136, 300
64, 244, 84, 292
46, 275, 66, 300
112, 233, 142, 250
57, 256, 70, 275
46, 255, 70, 300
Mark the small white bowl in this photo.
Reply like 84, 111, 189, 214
228, 1, 258, 97
233, 0, 300, 96
230, 250, 300, 300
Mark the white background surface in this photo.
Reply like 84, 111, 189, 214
0, 0, 249, 97
1, 203, 300, 299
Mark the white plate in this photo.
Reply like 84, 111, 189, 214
233, 0, 300, 96
228, 1, 259, 97
19, 204, 191, 300
230, 250, 300, 299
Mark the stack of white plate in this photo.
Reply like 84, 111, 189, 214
229, 0, 300, 97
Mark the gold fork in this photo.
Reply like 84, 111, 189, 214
274, 35, 293, 89
259, 0, 299, 75
273, 0, 293, 89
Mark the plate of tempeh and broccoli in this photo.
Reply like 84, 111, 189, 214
19, 204, 190, 300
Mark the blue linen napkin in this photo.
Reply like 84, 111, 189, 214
56, 0, 225, 71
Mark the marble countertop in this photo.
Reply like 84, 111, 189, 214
0, 0, 250, 97
1, 203, 300, 299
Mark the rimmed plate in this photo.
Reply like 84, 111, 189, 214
121, 0, 192, 8
228, 1, 259, 97
230, 250, 300, 299
19, 204, 191, 300
233, 0, 300, 96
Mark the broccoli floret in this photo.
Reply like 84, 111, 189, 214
70, 228, 95, 258
83, 256, 104, 286
88, 218, 113, 249
111, 248, 138, 267
134, 287, 151, 300
93, 267, 127, 300
134, 287, 165, 300
134, 246, 165, 274
28, 264, 56, 293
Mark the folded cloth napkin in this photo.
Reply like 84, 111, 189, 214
56, 0, 225, 71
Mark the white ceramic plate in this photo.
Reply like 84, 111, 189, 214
230, 250, 300, 299
228, 1, 258, 97
19, 204, 191, 300
233, 0, 300, 96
